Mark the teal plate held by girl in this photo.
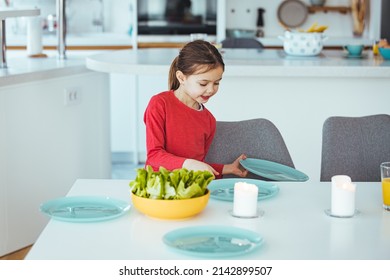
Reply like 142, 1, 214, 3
163, 225, 264, 258
240, 158, 309, 182
208, 178, 279, 201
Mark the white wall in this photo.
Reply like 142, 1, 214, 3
226, 0, 366, 37
110, 73, 136, 153
0, 71, 111, 256
110, 73, 166, 161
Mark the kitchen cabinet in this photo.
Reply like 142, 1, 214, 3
0, 52, 111, 256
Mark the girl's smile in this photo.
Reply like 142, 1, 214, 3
200, 95, 211, 101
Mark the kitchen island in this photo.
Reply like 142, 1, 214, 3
0, 51, 91, 86
86, 48, 390, 78
0, 51, 111, 257
86, 48, 390, 181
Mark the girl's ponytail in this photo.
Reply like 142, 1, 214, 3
168, 56, 180, 90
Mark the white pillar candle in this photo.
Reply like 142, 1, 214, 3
331, 175, 356, 216
27, 16, 43, 56
233, 182, 258, 217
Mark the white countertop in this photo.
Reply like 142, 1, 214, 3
26, 179, 390, 260
0, 50, 102, 87
3, 48, 389, 88
6, 33, 373, 48
86, 48, 390, 78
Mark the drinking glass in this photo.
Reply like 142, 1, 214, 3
380, 162, 390, 211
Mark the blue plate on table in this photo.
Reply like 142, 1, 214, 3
163, 226, 264, 258
240, 158, 309, 182
40, 196, 130, 223
208, 178, 279, 201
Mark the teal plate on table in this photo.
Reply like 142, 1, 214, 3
208, 178, 279, 201
163, 226, 264, 258
240, 158, 309, 181
40, 196, 130, 223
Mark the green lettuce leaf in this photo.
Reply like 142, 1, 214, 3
129, 166, 214, 200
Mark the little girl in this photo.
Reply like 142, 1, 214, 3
144, 40, 247, 179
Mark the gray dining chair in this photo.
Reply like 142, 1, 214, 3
221, 38, 264, 49
320, 114, 390, 182
205, 118, 294, 179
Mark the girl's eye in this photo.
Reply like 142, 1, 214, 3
199, 82, 220, 87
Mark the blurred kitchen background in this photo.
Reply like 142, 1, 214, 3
2, 0, 388, 46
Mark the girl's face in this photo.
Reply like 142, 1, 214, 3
177, 65, 224, 105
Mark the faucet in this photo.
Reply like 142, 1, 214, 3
1, 19, 6, 68
57, 0, 66, 59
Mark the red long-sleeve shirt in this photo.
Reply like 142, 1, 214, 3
144, 90, 223, 176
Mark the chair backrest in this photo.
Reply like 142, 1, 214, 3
320, 114, 390, 182
221, 38, 264, 49
205, 118, 294, 179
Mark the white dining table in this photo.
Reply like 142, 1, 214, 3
25, 179, 390, 260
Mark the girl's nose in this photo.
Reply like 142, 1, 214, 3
207, 84, 217, 94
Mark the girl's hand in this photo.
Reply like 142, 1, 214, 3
183, 159, 219, 176
222, 154, 248, 177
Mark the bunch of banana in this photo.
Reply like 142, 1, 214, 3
303, 22, 328, 33
378, 39, 389, 48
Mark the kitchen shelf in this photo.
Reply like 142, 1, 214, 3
308, 6, 351, 14
0, 7, 40, 19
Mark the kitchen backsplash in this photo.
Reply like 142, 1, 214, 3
226, 0, 366, 38
3, 0, 375, 39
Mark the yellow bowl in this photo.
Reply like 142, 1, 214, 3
131, 190, 210, 220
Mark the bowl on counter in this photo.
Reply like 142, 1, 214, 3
278, 30, 328, 56
131, 190, 210, 219
379, 47, 390, 60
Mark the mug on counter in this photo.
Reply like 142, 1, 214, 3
344, 44, 364, 56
